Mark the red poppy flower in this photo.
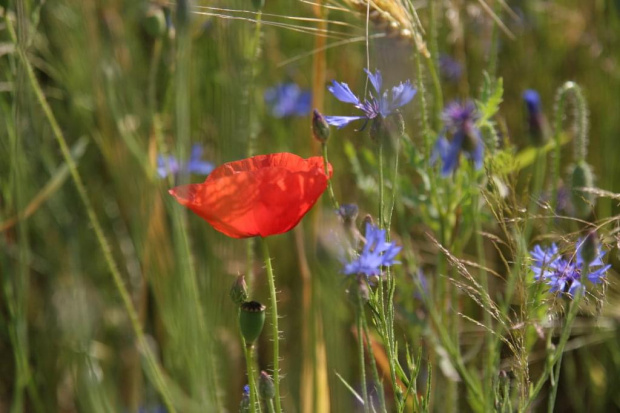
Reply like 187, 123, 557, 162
169, 152, 333, 238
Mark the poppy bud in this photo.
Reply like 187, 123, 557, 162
239, 301, 266, 344
569, 161, 595, 219
580, 230, 598, 265
230, 275, 248, 305
143, 6, 167, 38
312, 109, 330, 142
258, 371, 275, 400
251, 0, 265, 11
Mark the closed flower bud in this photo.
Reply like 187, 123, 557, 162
251, 0, 265, 11
523, 90, 549, 146
312, 109, 330, 142
258, 371, 276, 400
239, 301, 266, 344
143, 6, 167, 38
581, 230, 598, 265
230, 275, 248, 305
569, 161, 595, 219
239, 385, 250, 413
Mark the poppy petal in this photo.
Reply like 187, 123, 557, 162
169, 153, 332, 238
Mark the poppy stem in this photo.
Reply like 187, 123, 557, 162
322, 142, 339, 209
261, 238, 282, 413
243, 341, 261, 413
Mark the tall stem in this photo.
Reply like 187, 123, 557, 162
357, 291, 370, 413
261, 238, 282, 413
244, 342, 261, 413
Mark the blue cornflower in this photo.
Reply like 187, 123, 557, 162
523, 89, 549, 146
530, 240, 611, 296
343, 222, 402, 277
432, 101, 484, 176
264, 83, 312, 118
157, 144, 214, 179
324, 68, 416, 129
438, 54, 463, 82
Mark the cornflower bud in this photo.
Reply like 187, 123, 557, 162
312, 109, 330, 142
251, 0, 265, 11
239, 385, 250, 413
239, 301, 266, 344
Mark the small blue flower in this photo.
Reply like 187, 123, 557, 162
432, 101, 484, 176
343, 222, 402, 277
523, 89, 548, 145
157, 144, 214, 179
325, 68, 416, 129
264, 83, 312, 118
530, 240, 611, 296
243, 384, 250, 396
439, 54, 462, 82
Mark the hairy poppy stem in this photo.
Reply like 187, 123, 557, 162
261, 238, 282, 413
243, 340, 260, 413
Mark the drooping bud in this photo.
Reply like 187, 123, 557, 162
569, 161, 595, 219
258, 371, 275, 400
239, 301, 266, 345
230, 275, 248, 305
312, 109, 330, 142
251, 0, 265, 11
580, 230, 598, 265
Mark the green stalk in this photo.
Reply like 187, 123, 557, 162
322, 142, 339, 209
261, 238, 282, 413
5, 14, 176, 413
243, 341, 261, 413
470, 166, 493, 408
361, 297, 387, 413
357, 291, 370, 413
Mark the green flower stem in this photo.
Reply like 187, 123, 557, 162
267, 399, 276, 413
356, 291, 370, 413
414, 51, 432, 161
379, 141, 385, 228
242, 333, 261, 413
5, 14, 176, 413
261, 238, 282, 413
470, 166, 494, 408
322, 142, 339, 210
523, 277, 586, 412
360, 296, 388, 413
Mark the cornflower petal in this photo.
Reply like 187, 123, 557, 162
324, 115, 365, 129
389, 81, 417, 111
364, 68, 383, 94
328, 80, 361, 105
